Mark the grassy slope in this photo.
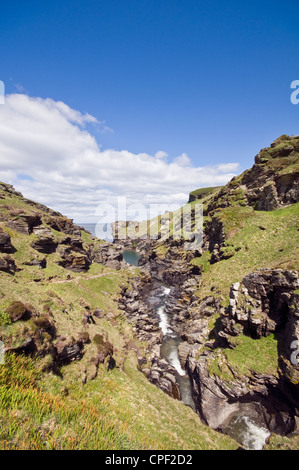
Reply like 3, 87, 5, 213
130, 137, 299, 449
192, 202, 299, 300
0, 187, 238, 450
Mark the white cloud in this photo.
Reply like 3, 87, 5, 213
0, 94, 239, 223
155, 150, 168, 160
173, 153, 191, 167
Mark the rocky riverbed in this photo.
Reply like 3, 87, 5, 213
116, 238, 299, 449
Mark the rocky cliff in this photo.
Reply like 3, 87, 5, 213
114, 134, 299, 448
0, 133, 298, 450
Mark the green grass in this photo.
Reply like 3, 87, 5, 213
224, 334, 279, 377
0, 351, 239, 450
194, 203, 299, 300
0, 219, 239, 450
189, 186, 222, 200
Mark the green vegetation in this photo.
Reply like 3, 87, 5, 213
206, 334, 279, 385
225, 334, 279, 377
189, 186, 222, 201
194, 203, 299, 300
0, 183, 239, 450
0, 352, 238, 450
0, 133, 298, 450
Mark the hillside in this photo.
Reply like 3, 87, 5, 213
113, 134, 299, 450
0, 133, 298, 451
0, 182, 237, 450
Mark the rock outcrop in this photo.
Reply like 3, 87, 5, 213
7, 214, 42, 235
182, 269, 299, 435
90, 242, 126, 270
31, 226, 58, 254
0, 228, 15, 253
0, 255, 17, 273
205, 134, 299, 215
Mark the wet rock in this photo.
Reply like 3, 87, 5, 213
145, 360, 181, 400
188, 269, 299, 435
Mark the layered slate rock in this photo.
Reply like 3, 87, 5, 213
57, 237, 91, 272
55, 337, 84, 365
90, 242, 126, 270
44, 215, 81, 236
7, 214, 42, 235
225, 269, 299, 341
31, 226, 58, 254
205, 134, 299, 215
184, 269, 299, 435
0, 228, 15, 253
0, 255, 17, 273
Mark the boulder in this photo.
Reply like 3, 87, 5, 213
7, 214, 41, 235
6, 301, 32, 322
31, 226, 58, 254
55, 337, 84, 364
0, 228, 15, 253
0, 255, 17, 273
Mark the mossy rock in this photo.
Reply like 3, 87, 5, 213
6, 301, 32, 322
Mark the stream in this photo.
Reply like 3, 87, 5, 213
155, 285, 196, 411
123, 249, 271, 450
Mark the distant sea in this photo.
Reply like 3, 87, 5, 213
79, 223, 114, 242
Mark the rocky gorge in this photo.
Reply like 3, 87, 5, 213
114, 135, 299, 449
117, 240, 299, 448
0, 134, 298, 450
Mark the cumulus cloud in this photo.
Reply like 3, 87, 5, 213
173, 153, 191, 167
0, 94, 239, 223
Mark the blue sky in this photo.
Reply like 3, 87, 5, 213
0, 0, 299, 221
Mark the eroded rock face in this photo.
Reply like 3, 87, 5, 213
7, 215, 42, 235
55, 337, 84, 365
206, 135, 299, 216
225, 269, 299, 343
143, 358, 181, 400
0, 255, 17, 273
0, 228, 15, 253
118, 275, 182, 401
57, 247, 91, 272
90, 243, 126, 270
31, 226, 58, 254
186, 269, 299, 435
44, 215, 81, 237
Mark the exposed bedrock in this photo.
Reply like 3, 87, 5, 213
118, 238, 299, 438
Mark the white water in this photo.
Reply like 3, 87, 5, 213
168, 348, 186, 376
156, 284, 271, 448
223, 414, 271, 450
156, 286, 172, 336
157, 305, 173, 336
242, 417, 271, 450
